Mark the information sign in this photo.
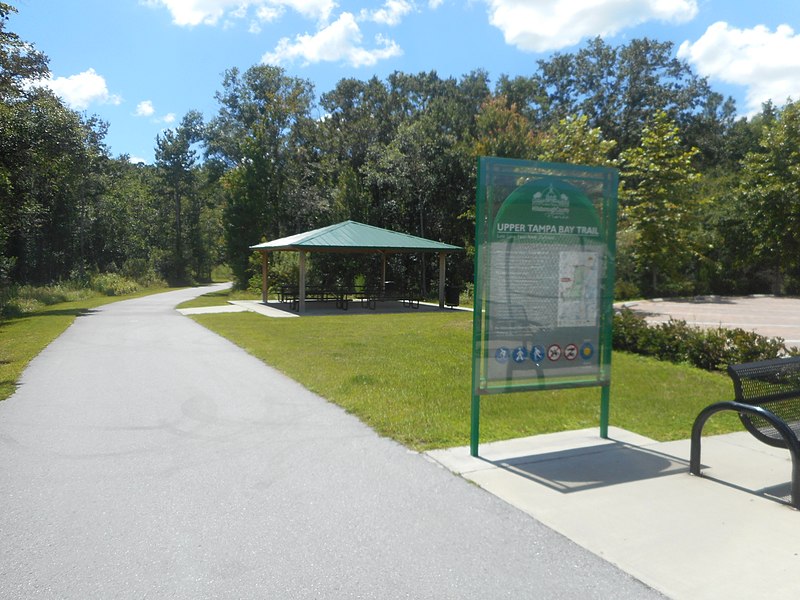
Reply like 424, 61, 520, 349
471, 158, 618, 455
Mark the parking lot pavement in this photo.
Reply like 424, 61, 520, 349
619, 295, 800, 349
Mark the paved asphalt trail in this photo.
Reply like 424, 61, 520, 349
0, 285, 662, 599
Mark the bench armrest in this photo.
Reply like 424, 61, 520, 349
690, 400, 800, 508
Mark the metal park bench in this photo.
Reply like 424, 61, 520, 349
690, 355, 800, 508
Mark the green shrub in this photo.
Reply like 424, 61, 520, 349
460, 282, 474, 307
211, 264, 233, 282
611, 307, 650, 351
247, 272, 262, 295
90, 273, 139, 296
0, 284, 14, 316
266, 252, 299, 291
3, 295, 40, 316
614, 280, 640, 301
646, 320, 696, 363
121, 259, 166, 288
726, 328, 790, 364
613, 308, 796, 371
1, 283, 96, 317
685, 327, 730, 371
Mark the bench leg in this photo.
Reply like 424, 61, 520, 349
689, 403, 721, 476
792, 459, 800, 510
691, 401, 800, 509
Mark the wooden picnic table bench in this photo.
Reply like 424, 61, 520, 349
278, 284, 422, 312
279, 286, 352, 311
690, 355, 800, 508
358, 287, 421, 310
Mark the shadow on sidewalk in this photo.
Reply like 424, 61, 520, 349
481, 440, 688, 494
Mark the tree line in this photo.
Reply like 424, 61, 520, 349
2, 2, 799, 299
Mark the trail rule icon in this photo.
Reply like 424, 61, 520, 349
547, 344, 562, 361
531, 345, 546, 363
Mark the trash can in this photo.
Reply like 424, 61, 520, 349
445, 285, 460, 307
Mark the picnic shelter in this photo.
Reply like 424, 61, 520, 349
250, 220, 463, 314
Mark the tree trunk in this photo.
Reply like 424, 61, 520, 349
175, 188, 183, 283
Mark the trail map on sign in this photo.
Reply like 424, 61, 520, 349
558, 251, 599, 327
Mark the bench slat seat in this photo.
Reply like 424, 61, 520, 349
729, 357, 800, 448
741, 401, 800, 448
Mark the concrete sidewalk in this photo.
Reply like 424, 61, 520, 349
428, 427, 800, 600
176, 300, 298, 317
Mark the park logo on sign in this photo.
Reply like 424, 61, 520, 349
531, 184, 570, 220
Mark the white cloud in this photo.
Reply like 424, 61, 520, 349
262, 12, 402, 67
360, 0, 414, 26
256, 5, 282, 22
142, 0, 230, 26
230, 3, 249, 19
279, 0, 336, 22
145, 0, 335, 27
678, 22, 800, 115
249, 5, 282, 32
37, 68, 122, 110
133, 101, 176, 124
135, 100, 155, 117
428, 0, 443, 8
483, 0, 698, 52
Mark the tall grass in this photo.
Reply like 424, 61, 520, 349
1, 283, 95, 317
1, 272, 168, 319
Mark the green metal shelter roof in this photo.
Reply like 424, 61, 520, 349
250, 220, 463, 253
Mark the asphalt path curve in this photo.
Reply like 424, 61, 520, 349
0, 285, 662, 599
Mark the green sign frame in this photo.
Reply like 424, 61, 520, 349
470, 157, 618, 456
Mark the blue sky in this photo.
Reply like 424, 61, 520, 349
12, 0, 800, 163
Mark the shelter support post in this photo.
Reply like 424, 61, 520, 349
261, 251, 269, 304
299, 251, 306, 314
381, 253, 387, 294
438, 252, 446, 308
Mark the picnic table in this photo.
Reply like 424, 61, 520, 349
278, 284, 422, 311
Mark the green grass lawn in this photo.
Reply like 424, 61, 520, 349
191, 309, 740, 450
0, 286, 174, 401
